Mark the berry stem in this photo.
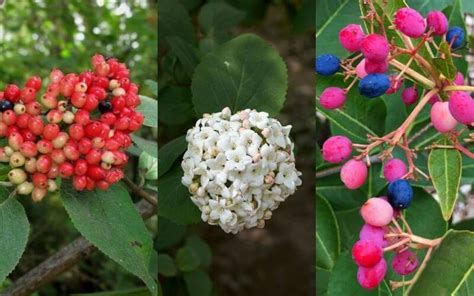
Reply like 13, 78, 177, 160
443, 85, 474, 92
389, 59, 435, 89
0, 181, 13, 187
383, 237, 411, 252
403, 246, 435, 292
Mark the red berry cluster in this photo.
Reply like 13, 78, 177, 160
0, 54, 144, 201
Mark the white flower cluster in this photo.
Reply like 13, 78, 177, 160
181, 107, 302, 234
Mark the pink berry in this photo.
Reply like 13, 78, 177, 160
428, 93, 441, 105
352, 240, 383, 267
431, 101, 458, 133
394, 8, 426, 38
357, 259, 387, 290
364, 59, 388, 74
383, 158, 407, 182
426, 11, 448, 35
359, 224, 386, 247
392, 250, 419, 275
361, 34, 390, 62
320, 87, 347, 109
322, 136, 352, 163
360, 197, 393, 227
454, 72, 464, 85
339, 24, 365, 52
449, 91, 474, 125
401, 86, 418, 105
385, 76, 403, 94
340, 159, 367, 189
355, 59, 368, 78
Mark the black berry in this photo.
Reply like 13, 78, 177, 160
98, 101, 113, 113
0, 100, 14, 112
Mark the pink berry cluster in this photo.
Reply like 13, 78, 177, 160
0, 54, 143, 201
353, 197, 419, 289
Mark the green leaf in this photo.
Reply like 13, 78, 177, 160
131, 135, 158, 158
191, 33, 288, 116
183, 270, 213, 296
61, 182, 157, 296
316, 267, 331, 296
158, 86, 196, 125
144, 80, 158, 98
179, 0, 203, 11
71, 287, 151, 296
443, 0, 469, 76
185, 235, 212, 267
432, 42, 456, 81
158, 0, 195, 49
0, 197, 30, 284
176, 246, 201, 272
453, 219, 474, 231
157, 217, 187, 250
157, 254, 177, 277
406, 230, 474, 295
166, 37, 200, 78
158, 135, 187, 179
139, 152, 158, 180
198, 2, 245, 34
428, 145, 462, 220
316, 195, 340, 270
136, 96, 158, 128
157, 165, 201, 225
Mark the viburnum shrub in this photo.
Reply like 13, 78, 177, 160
0, 54, 143, 201
316, 1, 474, 294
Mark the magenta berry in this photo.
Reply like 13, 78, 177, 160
383, 158, 407, 182
340, 159, 367, 189
319, 87, 347, 109
401, 86, 418, 105
359, 224, 386, 247
385, 76, 403, 94
360, 197, 393, 227
394, 8, 426, 38
360, 34, 389, 62
431, 101, 458, 133
454, 72, 464, 85
364, 59, 388, 74
392, 250, 419, 275
448, 91, 474, 125
338, 24, 365, 52
357, 259, 387, 290
426, 10, 448, 35
321, 136, 352, 163
352, 240, 383, 267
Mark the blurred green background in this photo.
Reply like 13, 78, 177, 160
0, 0, 157, 295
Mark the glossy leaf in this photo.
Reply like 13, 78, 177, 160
316, 195, 340, 270
131, 135, 158, 158
186, 235, 212, 267
432, 42, 456, 81
176, 246, 201, 272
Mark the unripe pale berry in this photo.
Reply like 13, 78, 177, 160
8, 168, 27, 184
322, 136, 352, 163
360, 34, 389, 62
360, 197, 393, 227
357, 259, 387, 290
14, 104, 26, 115
394, 8, 426, 38
355, 59, 368, 78
62, 111, 75, 124
448, 91, 474, 125
401, 86, 418, 105
32, 187, 47, 202
431, 101, 458, 133
9, 151, 25, 168
383, 158, 407, 182
340, 159, 368, 189
392, 250, 419, 275
352, 240, 383, 267
388, 179, 413, 209
17, 181, 34, 195
47, 179, 58, 192
426, 11, 448, 35
338, 24, 365, 52
319, 87, 347, 109
25, 157, 37, 173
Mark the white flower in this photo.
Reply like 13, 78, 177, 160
181, 107, 302, 234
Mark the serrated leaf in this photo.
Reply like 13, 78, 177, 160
191, 33, 288, 116
316, 195, 340, 270
158, 0, 195, 49
183, 270, 213, 296
157, 254, 177, 277
0, 197, 30, 284
166, 37, 200, 78
428, 146, 462, 220
432, 42, 456, 81
185, 235, 212, 267
136, 96, 157, 128
158, 135, 187, 179
158, 86, 196, 126
61, 182, 157, 296
131, 135, 158, 158
157, 165, 201, 225
176, 246, 201, 272
406, 230, 474, 295
198, 2, 245, 34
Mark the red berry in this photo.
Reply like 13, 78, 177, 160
48, 164, 60, 179
100, 112, 117, 125
85, 148, 102, 164
352, 240, 383, 267
60, 80, 75, 97
59, 162, 74, 177
21, 129, 36, 142
88, 86, 107, 100
41, 94, 58, 109
3, 110, 17, 126
52, 132, 70, 149
20, 87, 37, 103
46, 83, 60, 97
87, 165, 106, 180
115, 116, 130, 130
43, 123, 60, 140
74, 109, 90, 125
51, 149, 66, 164
4, 84, 21, 102
85, 177, 96, 190
96, 180, 110, 190
71, 92, 87, 108
36, 155, 52, 173
46, 109, 63, 123
73, 175, 87, 191
32, 173, 48, 189
25, 76, 42, 91
25, 102, 42, 116
78, 138, 92, 154
64, 142, 80, 161
84, 121, 103, 138
37, 139, 53, 154
111, 96, 126, 113
69, 124, 85, 140
20, 141, 38, 158
16, 114, 31, 128
28, 116, 44, 135
82, 94, 99, 111
74, 159, 88, 176
106, 168, 124, 183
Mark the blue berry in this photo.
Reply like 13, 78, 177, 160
358, 74, 390, 98
446, 27, 465, 49
315, 54, 340, 76
387, 179, 413, 209
0, 100, 13, 112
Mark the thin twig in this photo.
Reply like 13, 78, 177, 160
123, 176, 158, 207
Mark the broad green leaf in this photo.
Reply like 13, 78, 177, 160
137, 96, 158, 128
428, 146, 462, 220
144, 80, 158, 98
0, 197, 30, 284
406, 230, 474, 295
158, 0, 195, 49
158, 86, 196, 126
157, 217, 187, 250
407, 0, 451, 14
131, 134, 158, 158
166, 37, 200, 78
316, 195, 340, 270
183, 270, 213, 296
452, 219, 474, 231
157, 165, 201, 225
61, 182, 157, 296
179, 0, 202, 11
71, 288, 151, 296
191, 34, 288, 116
443, 0, 469, 76
186, 235, 212, 267
316, 267, 331, 296
176, 246, 201, 272
454, 271, 474, 296
198, 2, 245, 34
157, 254, 177, 277
432, 42, 456, 81
382, 94, 407, 134
158, 135, 187, 179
